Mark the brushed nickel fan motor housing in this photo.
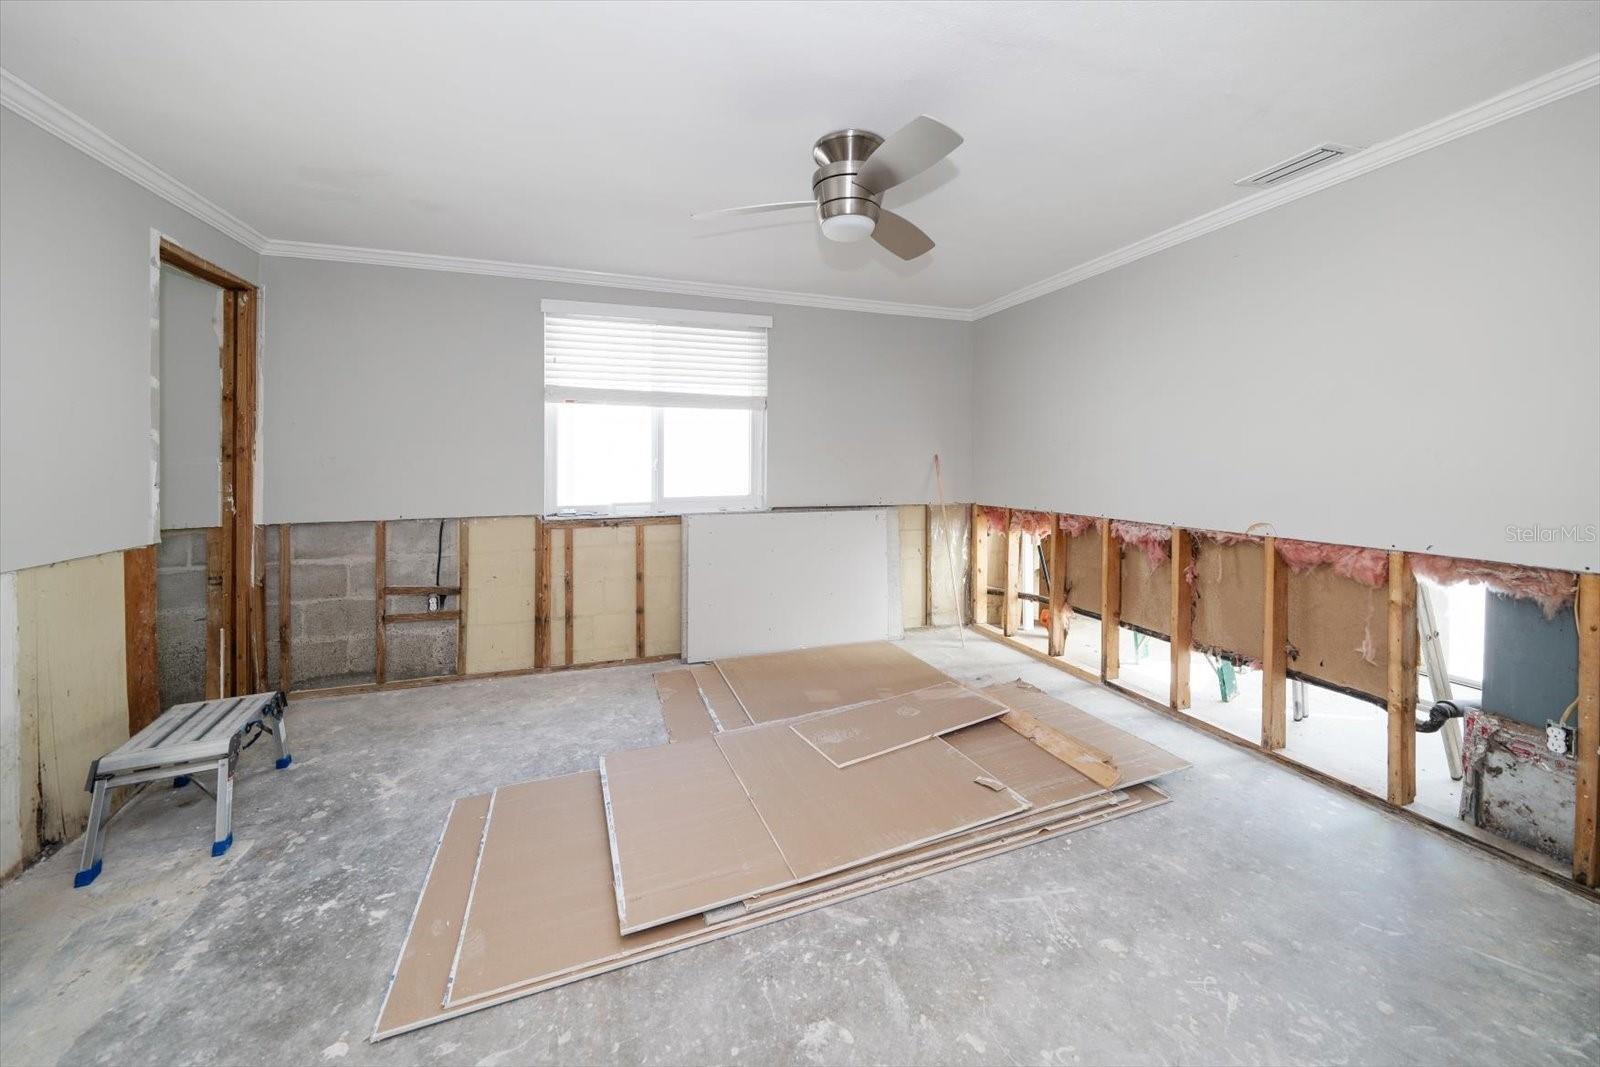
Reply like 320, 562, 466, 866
812, 129, 883, 224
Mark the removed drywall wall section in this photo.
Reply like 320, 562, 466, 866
286, 522, 377, 690
462, 517, 534, 674
384, 519, 461, 681
0, 110, 259, 574
156, 529, 209, 706
641, 523, 682, 658
15, 551, 129, 852
898, 506, 927, 629
971, 87, 1600, 572
570, 526, 636, 665
927, 503, 969, 628
258, 257, 975, 526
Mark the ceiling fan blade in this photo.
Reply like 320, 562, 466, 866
855, 116, 963, 194
692, 201, 814, 220
873, 209, 935, 261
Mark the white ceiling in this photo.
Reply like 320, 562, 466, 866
2, 1, 1596, 312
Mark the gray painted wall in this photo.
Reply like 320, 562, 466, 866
0, 110, 260, 573
157, 266, 222, 530
258, 257, 974, 523
972, 88, 1600, 573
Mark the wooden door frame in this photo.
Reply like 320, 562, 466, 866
156, 238, 262, 702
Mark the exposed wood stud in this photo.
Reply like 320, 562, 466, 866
382, 585, 461, 596
1169, 528, 1194, 710
1099, 519, 1122, 681
535, 521, 551, 669
374, 521, 387, 685
278, 524, 292, 694
204, 527, 223, 700
1261, 536, 1289, 749
158, 237, 254, 290
456, 520, 469, 676
1047, 516, 1069, 657
232, 291, 257, 695
123, 545, 160, 733
563, 528, 575, 667
252, 526, 267, 692
1002, 509, 1021, 637
1574, 574, 1600, 886
1386, 551, 1418, 806
635, 525, 646, 659
969, 504, 985, 626
217, 290, 237, 696
386, 611, 463, 625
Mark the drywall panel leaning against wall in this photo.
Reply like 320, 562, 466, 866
682, 509, 898, 662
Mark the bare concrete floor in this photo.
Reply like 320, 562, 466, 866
2, 630, 1597, 1066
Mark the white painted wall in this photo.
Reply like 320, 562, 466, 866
157, 265, 222, 530
0, 110, 260, 573
973, 87, 1600, 573
259, 256, 974, 523
683, 508, 896, 662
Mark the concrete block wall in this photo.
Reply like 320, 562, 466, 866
263, 520, 459, 690
383, 519, 459, 681
156, 529, 208, 706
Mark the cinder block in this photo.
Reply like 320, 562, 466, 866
299, 598, 376, 640
157, 533, 193, 569
386, 623, 456, 680
290, 561, 349, 600
386, 518, 455, 557
157, 568, 209, 613
156, 613, 207, 706
290, 638, 350, 684
291, 522, 374, 561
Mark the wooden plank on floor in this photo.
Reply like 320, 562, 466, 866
1261, 536, 1289, 750
713, 641, 952, 724
790, 683, 1009, 767
998, 706, 1120, 789
1574, 573, 1600, 887
603, 737, 795, 933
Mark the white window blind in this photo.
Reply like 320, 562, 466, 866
543, 300, 769, 410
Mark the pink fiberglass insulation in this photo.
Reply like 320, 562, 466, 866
1411, 554, 1577, 619
1274, 539, 1390, 588
1012, 510, 1056, 539
1059, 514, 1098, 537
1110, 521, 1172, 566
1195, 529, 1261, 546
977, 505, 1010, 533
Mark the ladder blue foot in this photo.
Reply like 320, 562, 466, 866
73, 860, 102, 888
275, 754, 293, 770
172, 775, 191, 787
211, 833, 233, 857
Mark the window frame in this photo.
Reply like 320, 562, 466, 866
542, 396, 768, 519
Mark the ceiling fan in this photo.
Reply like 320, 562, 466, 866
693, 116, 963, 261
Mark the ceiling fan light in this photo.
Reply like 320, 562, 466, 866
819, 213, 876, 243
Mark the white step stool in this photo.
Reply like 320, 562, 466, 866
75, 692, 290, 887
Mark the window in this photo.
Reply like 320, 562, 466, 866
543, 300, 768, 516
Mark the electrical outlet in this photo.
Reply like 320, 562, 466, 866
1546, 721, 1575, 756
427, 594, 441, 612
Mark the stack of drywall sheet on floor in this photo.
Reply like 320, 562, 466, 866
372, 643, 1187, 1041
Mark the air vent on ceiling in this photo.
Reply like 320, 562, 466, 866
1236, 144, 1360, 188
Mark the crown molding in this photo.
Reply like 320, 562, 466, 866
970, 53, 1600, 320
259, 239, 975, 320
6, 51, 1595, 324
0, 68, 269, 253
